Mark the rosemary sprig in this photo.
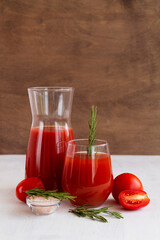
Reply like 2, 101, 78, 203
69, 205, 123, 223
88, 105, 97, 156
25, 187, 76, 201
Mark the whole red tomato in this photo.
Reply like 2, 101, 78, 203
16, 177, 44, 203
112, 173, 143, 202
119, 190, 150, 210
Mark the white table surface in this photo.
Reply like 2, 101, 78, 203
0, 155, 160, 240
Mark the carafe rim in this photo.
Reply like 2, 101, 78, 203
28, 86, 74, 92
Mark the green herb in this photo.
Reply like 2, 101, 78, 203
25, 187, 76, 201
69, 205, 123, 223
88, 105, 97, 156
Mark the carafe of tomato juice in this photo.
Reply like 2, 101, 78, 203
25, 87, 74, 191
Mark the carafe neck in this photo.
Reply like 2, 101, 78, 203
28, 87, 74, 127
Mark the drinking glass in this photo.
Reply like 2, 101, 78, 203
62, 139, 113, 206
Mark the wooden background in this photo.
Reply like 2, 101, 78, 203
1, 0, 160, 154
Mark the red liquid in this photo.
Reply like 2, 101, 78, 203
62, 152, 113, 206
25, 126, 74, 190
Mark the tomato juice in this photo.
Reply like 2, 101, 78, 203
62, 152, 113, 206
25, 126, 74, 191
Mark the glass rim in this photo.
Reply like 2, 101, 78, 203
68, 139, 108, 147
28, 86, 74, 92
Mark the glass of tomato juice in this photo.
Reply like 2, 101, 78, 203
62, 139, 113, 207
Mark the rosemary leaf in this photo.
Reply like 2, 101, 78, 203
25, 187, 76, 201
69, 205, 123, 223
88, 105, 97, 156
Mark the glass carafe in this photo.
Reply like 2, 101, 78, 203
25, 87, 74, 191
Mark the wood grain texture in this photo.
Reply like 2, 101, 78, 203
0, 0, 160, 154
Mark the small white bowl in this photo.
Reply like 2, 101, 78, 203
26, 196, 61, 215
